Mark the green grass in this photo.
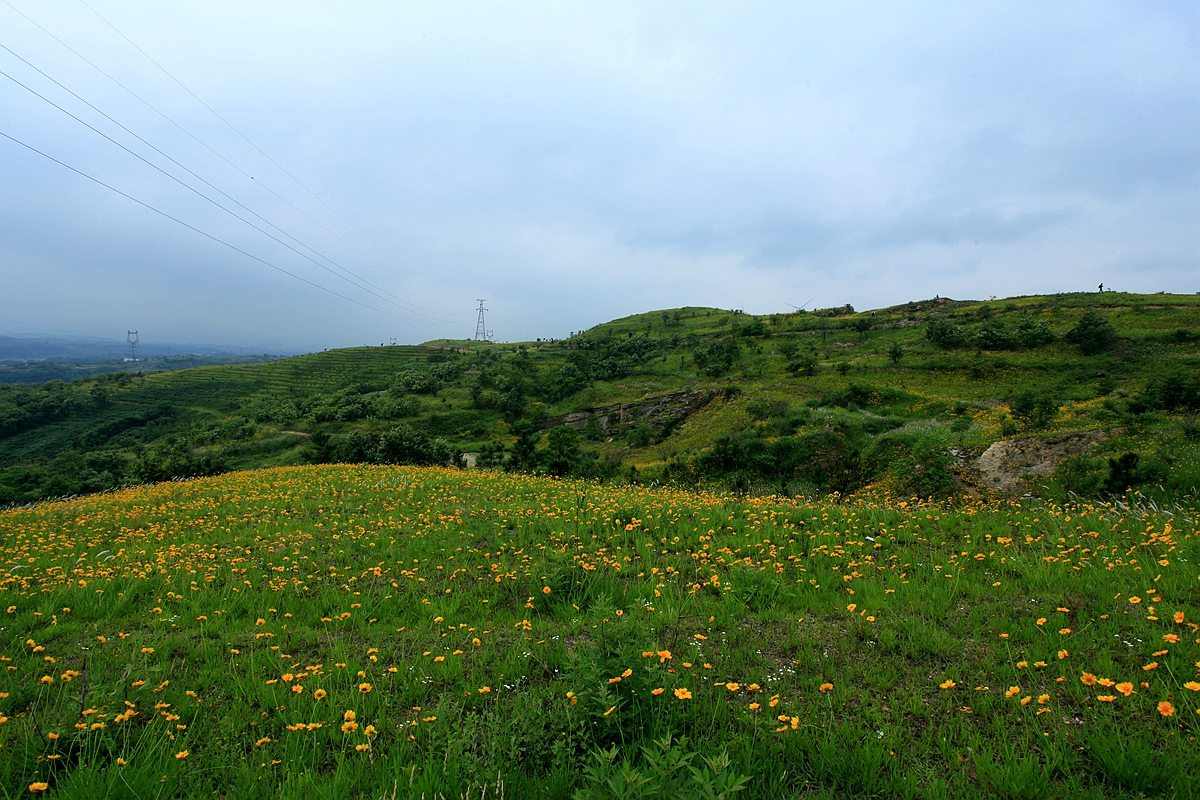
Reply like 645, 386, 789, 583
1, 464, 1196, 797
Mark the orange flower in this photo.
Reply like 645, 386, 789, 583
1174, 611, 1185, 623
542, 586, 551, 594
313, 689, 327, 701
1157, 701, 1175, 717
1183, 681, 1200, 692
939, 680, 956, 690
1163, 633, 1180, 643
1020, 696, 1032, 706
1057, 650, 1069, 659
478, 686, 491, 694
603, 705, 616, 716
819, 683, 834, 693
174, 750, 189, 759
1143, 662, 1158, 672
1115, 682, 1136, 697
674, 688, 693, 700
29, 783, 49, 792
1097, 695, 1116, 703
651, 687, 665, 696
1005, 686, 1021, 698
1080, 672, 1098, 685
727, 682, 740, 692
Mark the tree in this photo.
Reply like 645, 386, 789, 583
926, 320, 966, 350
692, 339, 740, 378
507, 420, 540, 472
888, 343, 904, 364
1009, 391, 1058, 430
1066, 310, 1116, 355
541, 425, 581, 477
786, 353, 819, 377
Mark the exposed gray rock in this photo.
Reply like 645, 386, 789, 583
974, 430, 1108, 494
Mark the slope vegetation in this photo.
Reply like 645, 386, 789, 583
2, 292, 1198, 505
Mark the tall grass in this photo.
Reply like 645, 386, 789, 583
1, 465, 1195, 797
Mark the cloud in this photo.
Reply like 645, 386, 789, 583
0, 0, 1194, 348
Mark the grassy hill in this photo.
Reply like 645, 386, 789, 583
2, 291, 1199, 506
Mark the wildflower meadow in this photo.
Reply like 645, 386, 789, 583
1, 465, 1196, 798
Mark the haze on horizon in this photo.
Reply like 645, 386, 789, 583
1, 0, 1196, 353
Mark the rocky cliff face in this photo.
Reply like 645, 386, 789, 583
542, 389, 712, 437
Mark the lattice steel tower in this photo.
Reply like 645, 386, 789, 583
474, 300, 489, 342
127, 330, 139, 361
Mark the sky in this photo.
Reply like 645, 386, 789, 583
1, 1, 1197, 352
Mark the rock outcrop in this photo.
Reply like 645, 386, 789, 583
542, 390, 712, 437
974, 430, 1108, 494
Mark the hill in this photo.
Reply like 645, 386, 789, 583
2, 291, 1199, 506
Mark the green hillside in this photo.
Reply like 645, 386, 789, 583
2, 291, 1198, 505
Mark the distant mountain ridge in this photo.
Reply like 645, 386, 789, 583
0, 334, 290, 363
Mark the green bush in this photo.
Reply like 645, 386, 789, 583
1065, 310, 1117, 355
1009, 390, 1058, 430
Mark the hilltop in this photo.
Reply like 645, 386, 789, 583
1, 291, 1198, 505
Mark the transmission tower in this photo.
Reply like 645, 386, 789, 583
474, 300, 490, 342
126, 330, 139, 361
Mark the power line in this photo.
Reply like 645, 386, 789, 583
75, 0, 460, 309
2, 0, 463, 319
0, 127, 420, 321
0, 43, 452, 323
0, 65, 455, 322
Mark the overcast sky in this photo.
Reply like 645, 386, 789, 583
1, 1, 1196, 351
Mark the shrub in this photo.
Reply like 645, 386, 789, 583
394, 369, 441, 394
692, 339, 740, 378
1065, 310, 1116, 355
927, 320, 967, 349
1009, 391, 1058, 430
